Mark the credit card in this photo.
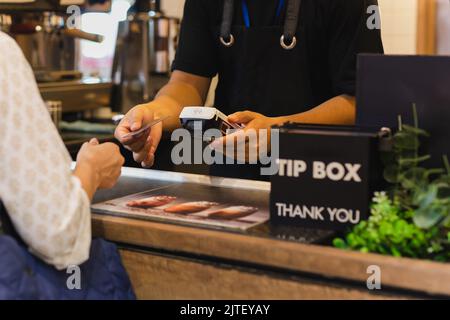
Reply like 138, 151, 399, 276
122, 116, 169, 139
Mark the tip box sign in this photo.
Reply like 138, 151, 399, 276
270, 125, 385, 231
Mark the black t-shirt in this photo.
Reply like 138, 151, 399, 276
172, 0, 384, 116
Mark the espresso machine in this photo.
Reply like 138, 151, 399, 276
110, 0, 180, 113
0, 0, 112, 114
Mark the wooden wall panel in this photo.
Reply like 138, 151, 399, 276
93, 214, 450, 297
119, 249, 409, 300
417, 0, 437, 54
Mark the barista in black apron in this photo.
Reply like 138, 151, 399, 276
190, 0, 382, 179
116, 0, 384, 180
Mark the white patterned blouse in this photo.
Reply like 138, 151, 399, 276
0, 32, 91, 270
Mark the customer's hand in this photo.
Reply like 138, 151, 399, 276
115, 103, 164, 168
76, 138, 124, 190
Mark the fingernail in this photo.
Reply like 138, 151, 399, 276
141, 160, 152, 168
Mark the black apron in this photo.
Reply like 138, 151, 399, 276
215, 0, 312, 117
209, 0, 312, 180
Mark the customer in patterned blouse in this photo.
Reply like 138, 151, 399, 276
0, 32, 124, 270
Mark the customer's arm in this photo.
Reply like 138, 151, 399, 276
0, 32, 123, 270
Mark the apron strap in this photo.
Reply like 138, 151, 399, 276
219, 0, 301, 50
220, 0, 235, 47
281, 0, 301, 50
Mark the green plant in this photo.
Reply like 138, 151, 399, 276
382, 105, 450, 229
334, 105, 450, 261
333, 192, 448, 260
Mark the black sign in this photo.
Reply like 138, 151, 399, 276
270, 125, 386, 231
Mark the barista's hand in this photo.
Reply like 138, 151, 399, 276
115, 103, 164, 168
228, 111, 280, 132
210, 111, 283, 161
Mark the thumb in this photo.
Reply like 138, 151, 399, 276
89, 138, 100, 145
130, 108, 145, 131
228, 111, 258, 124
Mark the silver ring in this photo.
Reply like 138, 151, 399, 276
220, 34, 235, 47
280, 35, 297, 50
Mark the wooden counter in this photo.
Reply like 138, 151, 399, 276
88, 167, 450, 299
92, 213, 450, 299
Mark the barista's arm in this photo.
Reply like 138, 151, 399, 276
145, 70, 212, 131
276, 95, 356, 125
118, 70, 211, 132
212, 95, 355, 160
115, 70, 211, 167
228, 95, 356, 128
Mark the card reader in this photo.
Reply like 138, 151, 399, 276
179, 107, 243, 135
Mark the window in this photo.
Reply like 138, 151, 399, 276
78, 0, 132, 79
